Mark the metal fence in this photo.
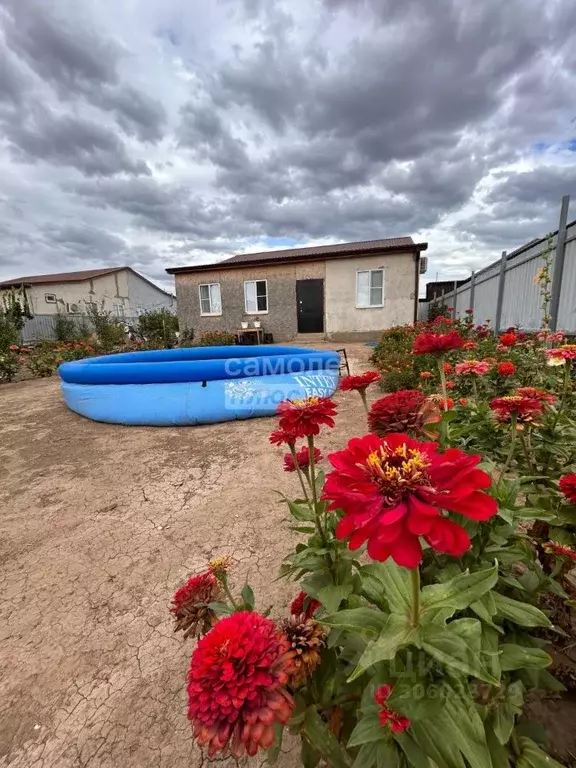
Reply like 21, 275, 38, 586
419, 196, 576, 332
20, 314, 140, 344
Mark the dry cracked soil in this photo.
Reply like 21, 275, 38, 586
0, 343, 373, 768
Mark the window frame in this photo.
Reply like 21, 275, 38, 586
243, 279, 269, 314
356, 268, 385, 309
45, 293, 57, 304
198, 282, 222, 316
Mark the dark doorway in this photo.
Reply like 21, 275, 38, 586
296, 279, 324, 333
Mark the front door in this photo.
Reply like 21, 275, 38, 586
296, 279, 324, 333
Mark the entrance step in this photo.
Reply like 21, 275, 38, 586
295, 333, 326, 343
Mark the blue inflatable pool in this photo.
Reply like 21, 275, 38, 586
59, 346, 340, 426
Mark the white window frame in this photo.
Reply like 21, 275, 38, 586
356, 268, 385, 309
243, 279, 268, 314
198, 283, 222, 316
45, 293, 57, 304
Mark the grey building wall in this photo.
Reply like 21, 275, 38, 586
175, 262, 325, 341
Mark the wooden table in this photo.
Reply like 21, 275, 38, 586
236, 328, 264, 344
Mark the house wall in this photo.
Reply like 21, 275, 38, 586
324, 252, 416, 340
24, 270, 174, 317
125, 270, 176, 315
175, 262, 325, 341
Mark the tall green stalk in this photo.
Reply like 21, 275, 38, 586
410, 569, 421, 628
307, 435, 328, 548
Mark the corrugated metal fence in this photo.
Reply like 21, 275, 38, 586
20, 314, 140, 344
419, 196, 576, 332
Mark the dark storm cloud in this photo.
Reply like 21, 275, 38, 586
5, 107, 151, 177
1, 0, 575, 284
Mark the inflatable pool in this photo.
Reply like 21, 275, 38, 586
59, 346, 340, 426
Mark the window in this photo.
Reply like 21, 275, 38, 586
113, 303, 125, 317
45, 293, 57, 304
199, 283, 222, 315
356, 269, 384, 308
244, 280, 268, 313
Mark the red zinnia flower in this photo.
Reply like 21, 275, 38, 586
430, 394, 454, 411
455, 360, 490, 376
171, 570, 221, 638
171, 571, 219, 615
187, 612, 295, 758
499, 332, 518, 347
445, 380, 456, 389
497, 361, 516, 376
462, 341, 477, 350
559, 474, 576, 504
443, 362, 453, 374
368, 390, 436, 437
374, 685, 410, 732
269, 428, 298, 446
458, 398, 468, 406
516, 387, 556, 405
413, 331, 464, 355
9, 344, 19, 351
283, 446, 322, 472
322, 433, 497, 568
290, 591, 321, 619
543, 541, 576, 562
339, 371, 381, 392
546, 345, 576, 365
419, 371, 432, 379
490, 396, 542, 424
277, 397, 337, 438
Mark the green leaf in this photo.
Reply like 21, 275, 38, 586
266, 722, 284, 765
393, 732, 433, 768
420, 564, 498, 618
386, 676, 446, 722
471, 593, 503, 632
439, 688, 493, 768
240, 584, 255, 610
447, 618, 482, 655
375, 739, 402, 768
285, 498, 315, 521
302, 707, 351, 768
421, 624, 499, 684
517, 738, 565, 768
318, 583, 353, 613
499, 644, 552, 672
514, 507, 557, 521
347, 712, 386, 748
349, 615, 417, 682
360, 561, 412, 614
485, 725, 512, 767
289, 524, 317, 533
493, 593, 552, 628
321, 608, 389, 636
491, 681, 524, 745
301, 570, 334, 600
301, 739, 321, 768
407, 720, 466, 768
207, 601, 234, 616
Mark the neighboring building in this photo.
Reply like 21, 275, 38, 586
0, 267, 176, 318
166, 237, 428, 342
424, 280, 468, 302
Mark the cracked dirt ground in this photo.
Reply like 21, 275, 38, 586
0, 344, 373, 768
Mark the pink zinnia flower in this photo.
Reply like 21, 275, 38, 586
455, 360, 490, 376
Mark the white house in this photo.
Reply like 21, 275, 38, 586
0, 267, 176, 318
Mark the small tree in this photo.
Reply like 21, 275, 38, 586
86, 301, 125, 351
55, 311, 79, 342
428, 299, 451, 321
138, 309, 179, 348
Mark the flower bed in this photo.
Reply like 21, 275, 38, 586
169, 318, 576, 766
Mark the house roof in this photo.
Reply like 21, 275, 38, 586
0, 266, 174, 297
166, 236, 428, 275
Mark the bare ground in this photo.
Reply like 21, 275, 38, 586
0, 343, 374, 768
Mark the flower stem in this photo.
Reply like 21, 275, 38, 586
221, 576, 239, 609
410, 568, 421, 628
359, 389, 369, 413
519, 429, 536, 475
438, 356, 448, 411
307, 435, 328, 548
499, 412, 518, 482
289, 444, 311, 503
472, 377, 478, 402
552, 361, 572, 430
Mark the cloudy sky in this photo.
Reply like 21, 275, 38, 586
1, 0, 575, 293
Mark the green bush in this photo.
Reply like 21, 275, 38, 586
197, 330, 236, 346
54, 312, 89, 342
86, 302, 125, 351
0, 314, 20, 352
427, 300, 451, 321
138, 308, 179, 347
178, 326, 195, 347
0, 351, 20, 382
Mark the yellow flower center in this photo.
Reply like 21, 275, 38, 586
365, 444, 431, 503
292, 397, 320, 407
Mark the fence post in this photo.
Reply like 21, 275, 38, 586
549, 195, 571, 332
494, 251, 507, 334
452, 280, 458, 315
469, 271, 476, 314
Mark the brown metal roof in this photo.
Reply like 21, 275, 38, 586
0, 267, 124, 287
166, 236, 427, 275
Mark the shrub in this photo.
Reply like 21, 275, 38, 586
197, 330, 236, 346
138, 309, 179, 348
0, 351, 20, 382
0, 313, 20, 352
86, 302, 125, 351
428, 299, 451, 321
55, 312, 80, 342
178, 326, 195, 347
